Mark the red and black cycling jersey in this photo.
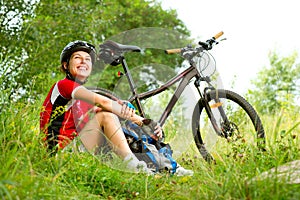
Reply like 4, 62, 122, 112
40, 78, 93, 151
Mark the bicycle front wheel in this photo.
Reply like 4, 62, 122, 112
192, 89, 265, 163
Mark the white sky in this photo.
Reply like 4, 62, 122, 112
161, 0, 300, 94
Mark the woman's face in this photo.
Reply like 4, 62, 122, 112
64, 51, 92, 82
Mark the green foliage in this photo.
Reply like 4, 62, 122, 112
0, 0, 39, 110
0, 0, 189, 107
247, 51, 300, 114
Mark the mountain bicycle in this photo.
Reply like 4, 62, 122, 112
92, 31, 265, 163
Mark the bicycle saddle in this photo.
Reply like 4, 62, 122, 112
99, 40, 141, 66
100, 40, 141, 52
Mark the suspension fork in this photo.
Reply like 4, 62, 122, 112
201, 96, 224, 137
194, 79, 220, 135
203, 88, 232, 138
195, 79, 229, 137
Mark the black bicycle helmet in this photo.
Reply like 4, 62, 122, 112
60, 40, 96, 64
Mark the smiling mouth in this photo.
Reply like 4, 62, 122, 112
77, 66, 88, 71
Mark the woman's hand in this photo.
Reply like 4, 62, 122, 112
154, 123, 163, 139
117, 100, 136, 120
142, 119, 163, 140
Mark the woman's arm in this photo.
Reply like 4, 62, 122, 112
73, 86, 144, 125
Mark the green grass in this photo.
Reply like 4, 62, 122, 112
0, 101, 299, 200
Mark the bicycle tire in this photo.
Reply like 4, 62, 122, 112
192, 89, 265, 163
87, 87, 121, 101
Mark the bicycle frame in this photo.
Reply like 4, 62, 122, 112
120, 56, 225, 129
120, 54, 234, 139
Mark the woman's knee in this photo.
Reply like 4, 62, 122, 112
95, 111, 118, 125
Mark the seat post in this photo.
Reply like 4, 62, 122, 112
120, 57, 137, 94
120, 57, 146, 117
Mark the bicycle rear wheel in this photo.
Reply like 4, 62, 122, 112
192, 89, 265, 163
88, 87, 121, 101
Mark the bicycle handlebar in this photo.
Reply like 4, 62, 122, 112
213, 31, 224, 40
165, 48, 181, 54
165, 31, 224, 54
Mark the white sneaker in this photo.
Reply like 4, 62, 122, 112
175, 166, 194, 176
125, 154, 154, 175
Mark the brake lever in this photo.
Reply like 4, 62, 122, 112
198, 41, 210, 50
199, 37, 227, 50
181, 45, 198, 60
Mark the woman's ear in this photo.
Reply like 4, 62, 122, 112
63, 62, 68, 70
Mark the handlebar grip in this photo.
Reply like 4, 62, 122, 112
165, 48, 181, 54
213, 31, 224, 39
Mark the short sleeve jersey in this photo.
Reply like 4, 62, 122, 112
40, 78, 94, 150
